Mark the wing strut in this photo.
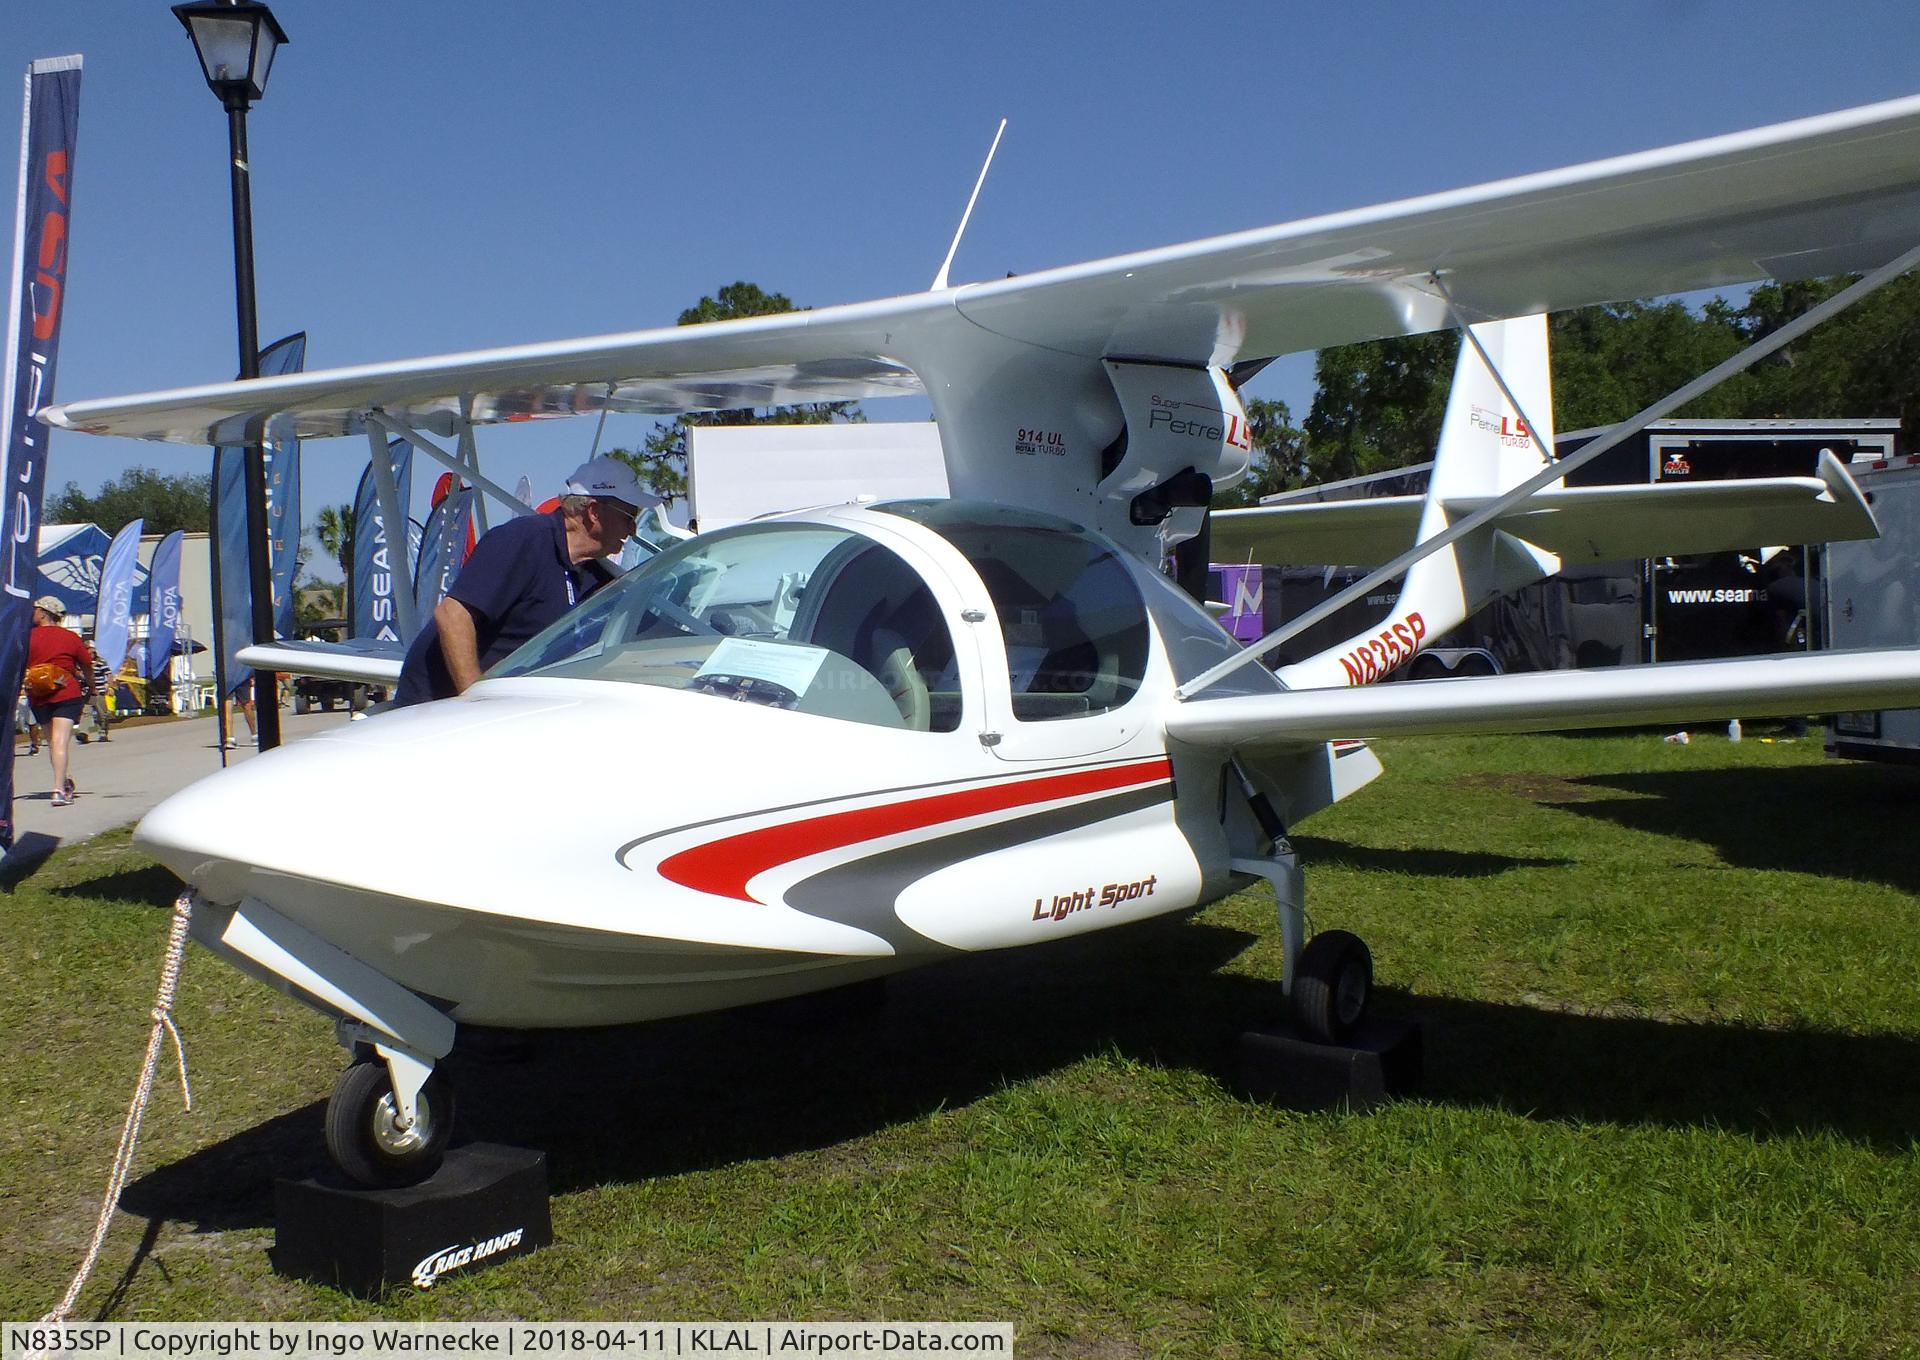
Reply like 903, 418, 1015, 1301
1176, 237, 1920, 699
365, 409, 538, 524
456, 400, 490, 537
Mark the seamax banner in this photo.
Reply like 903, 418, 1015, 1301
350, 438, 416, 642
210, 332, 306, 712
142, 528, 184, 681
0, 55, 79, 850
90, 515, 142, 674
267, 393, 302, 640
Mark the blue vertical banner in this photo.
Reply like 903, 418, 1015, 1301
0, 55, 80, 850
414, 487, 473, 615
143, 528, 184, 682
210, 332, 306, 713
350, 438, 415, 641
90, 515, 142, 674
267, 378, 302, 640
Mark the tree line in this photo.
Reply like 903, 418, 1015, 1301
1221, 275, 1920, 505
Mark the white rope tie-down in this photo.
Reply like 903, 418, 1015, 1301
37, 889, 195, 1329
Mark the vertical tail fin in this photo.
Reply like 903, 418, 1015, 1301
1278, 314, 1561, 688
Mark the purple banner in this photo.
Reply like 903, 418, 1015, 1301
0, 56, 80, 850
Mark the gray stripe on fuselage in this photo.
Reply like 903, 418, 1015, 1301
782, 784, 1172, 955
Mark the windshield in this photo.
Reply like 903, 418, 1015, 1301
492, 523, 960, 732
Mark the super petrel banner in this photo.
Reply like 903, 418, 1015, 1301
0, 55, 80, 850
211, 332, 307, 708
91, 515, 142, 675
350, 438, 415, 642
143, 529, 184, 681
414, 486, 474, 615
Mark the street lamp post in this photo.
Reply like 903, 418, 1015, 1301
174, 0, 289, 751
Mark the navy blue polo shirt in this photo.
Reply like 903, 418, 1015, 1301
394, 509, 590, 706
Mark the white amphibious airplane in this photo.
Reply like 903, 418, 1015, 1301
43, 94, 1920, 1187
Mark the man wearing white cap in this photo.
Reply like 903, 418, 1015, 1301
394, 457, 654, 705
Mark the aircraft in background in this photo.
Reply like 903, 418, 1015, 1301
42, 93, 1920, 1186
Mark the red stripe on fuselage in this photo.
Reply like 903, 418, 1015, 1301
658, 758, 1172, 903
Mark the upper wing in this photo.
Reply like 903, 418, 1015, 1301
1165, 649, 1920, 751
1212, 450, 1876, 567
238, 639, 404, 686
43, 93, 1920, 447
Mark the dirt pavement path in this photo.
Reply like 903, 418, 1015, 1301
8, 709, 352, 858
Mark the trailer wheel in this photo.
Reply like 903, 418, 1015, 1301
1292, 930, 1372, 1042
324, 1059, 454, 1188
293, 692, 310, 715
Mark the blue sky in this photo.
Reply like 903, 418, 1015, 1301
7, 1, 1920, 555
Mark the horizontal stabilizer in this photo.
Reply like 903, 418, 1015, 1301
1212, 495, 1423, 567
1209, 451, 1876, 567
238, 638, 405, 686
1472, 449, 1876, 561
1166, 648, 1920, 750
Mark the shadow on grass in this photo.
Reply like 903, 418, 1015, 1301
1543, 762, 1920, 893
1370, 987, 1920, 1146
1293, 835, 1567, 877
51, 864, 184, 907
0, 831, 62, 889
121, 912, 1920, 1246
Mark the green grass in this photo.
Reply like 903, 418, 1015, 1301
4, 729, 1919, 1356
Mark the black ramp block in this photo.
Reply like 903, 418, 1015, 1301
273, 1143, 553, 1296
1239, 1018, 1423, 1112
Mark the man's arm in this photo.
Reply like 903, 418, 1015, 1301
434, 596, 487, 695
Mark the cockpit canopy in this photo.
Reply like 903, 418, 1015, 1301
491, 503, 1160, 731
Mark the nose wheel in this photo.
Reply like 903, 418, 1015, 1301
325, 1058, 456, 1188
1290, 929, 1373, 1043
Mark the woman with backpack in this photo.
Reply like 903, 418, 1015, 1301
24, 596, 93, 807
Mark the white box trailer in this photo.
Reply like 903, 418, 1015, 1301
686, 423, 948, 531
1825, 456, 1920, 763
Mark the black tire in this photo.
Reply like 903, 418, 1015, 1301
1292, 930, 1372, 1042
293, 693, 310, 715
324, 1059, 455, 1188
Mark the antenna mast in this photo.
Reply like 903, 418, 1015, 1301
930, 118, 1007, 291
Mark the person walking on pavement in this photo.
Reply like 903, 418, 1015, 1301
25, 597, 93, 807
82, 646, 113, 742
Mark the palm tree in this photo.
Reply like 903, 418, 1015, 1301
312, 503, 354, 581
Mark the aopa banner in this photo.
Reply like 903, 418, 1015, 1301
91, 515, 143, 675
143, 528, 185, 682
0, 55, 80, 850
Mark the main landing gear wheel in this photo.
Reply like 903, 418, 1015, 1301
1291, 930, 1373, 1043
324, 1058, 455, 1188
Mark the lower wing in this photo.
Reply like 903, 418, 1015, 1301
238, 639, 405, 686
1165, 649, 1920, 750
